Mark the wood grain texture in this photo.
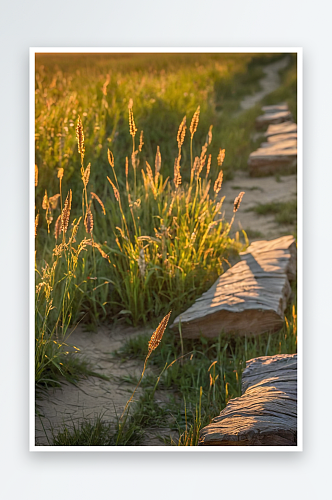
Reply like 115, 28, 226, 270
171, 236, 296, 338
198, 354, 297, 446
261, 103, 288, 113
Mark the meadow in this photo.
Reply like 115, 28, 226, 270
34, 52, 297, 445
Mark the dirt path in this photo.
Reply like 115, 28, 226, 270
35, 56, 296, 447
239, 56, 290, 111
221, 171, 296, 240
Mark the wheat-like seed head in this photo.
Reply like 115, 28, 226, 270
131, 150, 138, 170
147, 311, 172, 356
207, 125, 213, 146
233, 191, 245, 212
35, 213, 39, 238
91, 192, 106, 215
107, 177, 120, 202
42, 190, 49, 210
61, 189, 72, 234
217, 148, 225, 167
174, 155, 182, 188
57, 167, 64, 181
76, 116, 85, 158
93, 241, 110, 261
84, 207, 94, 234
107, 149, 114, 168
190, 106, 200, 138
177, 116, 187, 149
139, 130, 144, 152
214, 170, 224, 194
54, 215, 61, 240
82, 163, 91, 188
206, 154, 212, 178
49, 194, 61, 210
102, 74, 110, 96
35, 165, 38, 187
129, 107, 137, 138
155, 145, 161, 176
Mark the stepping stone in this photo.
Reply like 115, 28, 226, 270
267, 132, 297, 143
265, 121, 297, 137
248, 147, 297, 177
261, 103, 288, 113
170, 236, 296, 339
256, 110, 292, 129
198, 353, 297, 446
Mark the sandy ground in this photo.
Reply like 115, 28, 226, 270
35, 56, 296, 447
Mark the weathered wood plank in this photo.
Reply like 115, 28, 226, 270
240, 235, 297, 281
256, 110, 292, 129
198, 354, 297, 446
260, 139, 297, 150
171, 236, 296, 338
261, 103, 288, 113
248, 147, 297, 177
265, 121, 297, 137
267, 132, 297, 143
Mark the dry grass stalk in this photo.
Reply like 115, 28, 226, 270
107, 149, 114, 168
214, 170, 224, 194
49, 194, 60, 210
35, 165, 38, 187
139, 130, 144, 152
217, 148, 225, 167
84, 207, 94, 234
54, 215, 61, 240
190, 106, 200, 138
107, 177, 120, 202
35, 213, 39, 238
119, 310, 172, 423
61, 189, 72, 235
76, 116, 85, 160
125, 157, 129, 192
233, 191, 245, 212
177, 116, 186, 149
91, 192, 106, 215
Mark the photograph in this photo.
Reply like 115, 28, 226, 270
32, 49, 300, 450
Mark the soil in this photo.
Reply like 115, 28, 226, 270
35, 56, 296, 447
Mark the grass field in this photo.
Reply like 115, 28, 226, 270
34, 51, 297, 445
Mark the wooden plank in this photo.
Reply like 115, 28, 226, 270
256, 110, 292, 129
240, 235, 297, 281
267, 132, 297, 143
198, 354, 297, 446
265, 121, 297, 137
261, 103, 288, 113
170, 236, 296, 338
260, 139, 297, 150
248, 147, 297, 177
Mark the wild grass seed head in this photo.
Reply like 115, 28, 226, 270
233, 191, 245, 212
61, 189, 72, 234
190, 106, 200, 139
147, 311, 172, 357
177, 116, 186, 149
76, 115, 85, 160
